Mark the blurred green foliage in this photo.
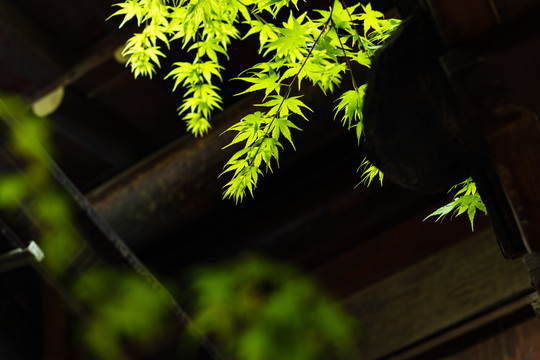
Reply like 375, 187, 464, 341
0, 95, 173, 358
191, 254, 357, 360
0, 95, 79, 273
0, 94, 359, 360
73, 267, 173, 360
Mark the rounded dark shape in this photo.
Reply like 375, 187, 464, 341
362, 12, 469, 193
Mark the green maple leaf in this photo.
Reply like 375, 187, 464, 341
313, 32, 345, 62
359, 3, 384, 35
236, 71, 281, 99
334, 85, 365, 130
357, 158, 384, 187
264, 12, 312, 62
314, 1, 360, 33
256, 0, 302, 16
260, 95, 312, 120
424, 178, 487, 231
244, 20, 280, 53
189, 40, 229, 63
271, 116, 301, 150
224, 112, 267, 148
352, 50, 371, 68
109, 0, 146, 27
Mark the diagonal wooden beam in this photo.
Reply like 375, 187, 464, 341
342, 229, 531, 360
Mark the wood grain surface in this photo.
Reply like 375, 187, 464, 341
343, 229, 532, 359
442, 316, 540, 360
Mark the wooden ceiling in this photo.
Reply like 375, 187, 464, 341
1, 0, 539, 359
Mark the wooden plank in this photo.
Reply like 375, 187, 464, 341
343, 229, 532, 359
426, 0, 499, 46
492, 0, 539, 21
388, 294, 534, 359
314, 210, 490, 298
442, 315, 540, 360
487, 115, 540, 253
440, 7, 540, 256
427, 0, 539, 46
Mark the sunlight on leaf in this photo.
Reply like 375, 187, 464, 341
110, 0, 400, 202
357, 157, 384, 187
424, 178, 487, 231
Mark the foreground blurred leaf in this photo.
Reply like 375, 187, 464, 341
191, 254, 356, 360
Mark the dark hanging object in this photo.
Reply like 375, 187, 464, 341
362, 12, 470, 193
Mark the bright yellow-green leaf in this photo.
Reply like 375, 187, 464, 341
263, 12, 312, 63
357, 157, 383, 187
109, 0, 147, 27
236, 71, 281, 99
424, 178, 487, 231
334, 85, 365, 130
359, 3, 384, 35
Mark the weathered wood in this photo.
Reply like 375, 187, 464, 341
427, 0, 539, 47
343, 229, 531, 360
426, 0, 499, 46
389, 294, 533, 359
314, 210, 490, 298
0, 4, 63, 96
27, 28, 134, 104
487, 115, 540, 253
441, 5, 540, 256
85, 83, 347, 250
442, 315, 540, 360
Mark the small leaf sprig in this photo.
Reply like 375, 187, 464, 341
424, 177, 487, 231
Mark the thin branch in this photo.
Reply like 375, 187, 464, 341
244, 2, 336, 168
329, 18, 358, 90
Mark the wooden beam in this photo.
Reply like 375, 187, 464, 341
442, 315, 540, 360
27, 28, 134, 104
343, 229, 532, 359
427, 0, 539, 46
440, 5, 540, 256
388, 294, 534, 359
314, 210, 490, 298
426, 0, 500, 46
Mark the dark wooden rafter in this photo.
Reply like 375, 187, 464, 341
431, 0, 540, 258
343, 229, 532, 359
0, 0, 134, 100
442, 315, 540, 360
0, 1, 148, 186
1, 0, 540, 359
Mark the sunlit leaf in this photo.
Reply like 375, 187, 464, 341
357, 157, 383, 187
424, 178, 487, 231
359, 3, 384, 35
236, 71, 281, 99
334, 85, 366, 133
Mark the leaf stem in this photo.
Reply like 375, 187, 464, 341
339, 0, 364, 48
330, 19, 358, 90
244, 2, 335, 168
